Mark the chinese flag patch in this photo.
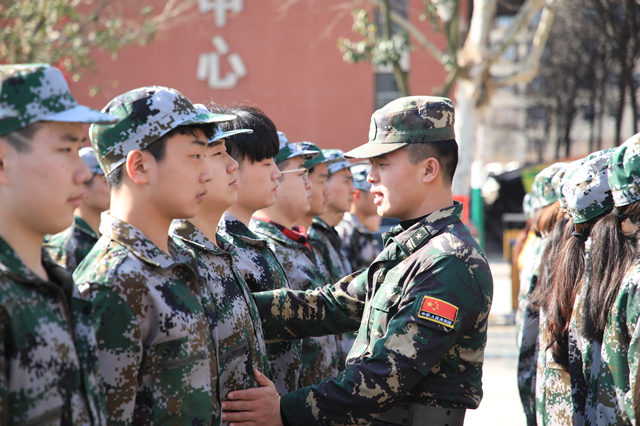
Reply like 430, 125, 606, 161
417, 296, 458, 329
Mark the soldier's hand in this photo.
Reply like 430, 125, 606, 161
222, 369, 283, 426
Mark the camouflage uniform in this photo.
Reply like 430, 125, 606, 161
217, 212, 303, 394
250, 217, 342, 387
0, 237, 106, 425
253, 202, 493, 424
73, 215, 218, 425
169, 219, 270, 399
309, 216, 351, 282
336, 212, 383, 272
44, 215, 99, 272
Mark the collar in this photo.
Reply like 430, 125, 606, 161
169, 219, 230, 255
73, 215, 99, 239
100, 213, 177, 269
311, 216, 332, 231
251, 217, 312, 251
219, 212, 268, 248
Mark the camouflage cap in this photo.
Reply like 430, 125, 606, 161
273, 131, 316, 165
608, 132, 640, 207
551, 165, 570, 209
89, 86, 236, 175
295, 141, 327, 170
563, 149, 613, 224
522, 193, 534, 219
79, 146, 104, 176
530, 162, 567, 210
192, 104, 253, 142
323, 149, 351, 175
0, 64, 116, 136
350, 162, 371, 192
345, 96, 455, 159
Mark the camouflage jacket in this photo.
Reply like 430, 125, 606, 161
0, 237, 105, 425
250, 217, 341, 387
335, 212, 382, 272
535, 309, 574, 425
170, 219, 269, 400
44, 215, 99, 273
592, 255, 640, 424
255, 202, 493, 424
73, 215, 218, 426
217, 212, 302, 394
516, 233, 545, 426
309, 216, 351, 282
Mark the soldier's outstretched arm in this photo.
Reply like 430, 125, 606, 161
253, 269, 367, 340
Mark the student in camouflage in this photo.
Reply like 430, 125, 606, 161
0, 64, 116, 425
223, 96, 493, 426
336, 162, 383, 272
44, 147, 109, 272
214, 105, 304, 395
73, 87, 230, 424
250, 133, 344, 387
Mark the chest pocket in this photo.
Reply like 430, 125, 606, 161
368, 281, 403, 345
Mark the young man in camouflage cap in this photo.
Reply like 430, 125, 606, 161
336, 162, 383, 272
215, 106, 304, 395
223, 96, 493, 426
250, 132, 344, 387
73, 86, 232, 424
0, 63, 116, 425
294, 141, 330, 236
44, 147, 110, 272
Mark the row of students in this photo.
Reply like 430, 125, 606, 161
516, 136, 640, 425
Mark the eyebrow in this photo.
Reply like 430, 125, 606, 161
192, 138, 210, 147
61, 134, 87, 144
206, 140, 223, 148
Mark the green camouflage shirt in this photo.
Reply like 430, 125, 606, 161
44, 215, 99, 273
593, 255, 640, 424
0, 237, 105, 425
250, 217, 342, 387
217, 212, 302, 394
336, 212, 383, 272
170, 219, 269, 400
255, 202, 493, 424
73, 214, 218, 425
309, 217, 351, 282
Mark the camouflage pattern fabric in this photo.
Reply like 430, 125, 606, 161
0, 236, 106, 425
217, 212, 303, 394
608, 132, 640, 207
535, 310, 574, 425
88, 86, 234, 175
530, 163, 567, 210
170, 219, 270, 401
0, 63, 115, 136
73, 214, 218, 425
250, 217, 342, 387
336, 212, 383, 272
516, 234, 545, 425
44, 215, 99, 272
591, 255, 640, 424
345, 96, 455, 159
254, 202, 493, 424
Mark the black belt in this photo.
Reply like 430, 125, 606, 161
373, 403, 466, 426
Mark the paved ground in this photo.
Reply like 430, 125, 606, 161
465, 257, 527, 425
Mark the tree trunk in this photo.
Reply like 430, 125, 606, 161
452, 78, 477, 197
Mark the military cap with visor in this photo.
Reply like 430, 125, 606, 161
608, 132, 640, 207
295, 141, 328, 170
89, 86, 237, 175
273, 131, 316, 165
345, 96, 455, 159
530, 162, 567, 210
322, 149, 351, 175
350, 162, 372, 192
0, 63, 117, 136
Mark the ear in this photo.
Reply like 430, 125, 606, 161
421, 157, 440, 184
124, 150, 151, 185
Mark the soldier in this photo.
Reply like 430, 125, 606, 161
250, 132, 344, 387
73, 87, 228, 424
0, 64, 116, 424
336, 162, 383, 272
215, 105, 304, 395
222, 96, 493, 425
168, 105, 274, 406
44, 147, 109, 272
295, 141, 330, 234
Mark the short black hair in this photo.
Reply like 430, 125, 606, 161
406, 139, 458, 183
209, 105, 279, 163
2, 122, 44, 152
106, 124, 211, 189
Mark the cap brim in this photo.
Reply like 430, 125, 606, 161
344, 141, 407, 159
183, 111, 237, 125
42, 104, 118, 124
211, 128, 253, 142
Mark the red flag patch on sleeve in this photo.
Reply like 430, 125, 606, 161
417, 296, 458, 329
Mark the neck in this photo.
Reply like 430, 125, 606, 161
75, 206, 101, 235
319, 210, 344, 227
352, 210, 381, 232
298, 213, 314, 229
227, 203, 254, 227
0, 214, 48, 280
254, 206, 300, 229
110, 191, 171, 254
189, 208, 223, 245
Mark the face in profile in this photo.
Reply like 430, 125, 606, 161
274, 156, 311, 220
307, 163, 329, 216
200, 140, 239, 213
235, 156, 281, 213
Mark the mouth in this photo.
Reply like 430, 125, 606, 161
371, 190, 384, 206
68, 192, 86, 207
196, 190, 207, 202
229, 179, 238, 187
272, 184, 279, 192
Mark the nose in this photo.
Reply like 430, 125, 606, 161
227, 152, 239, 173
200, 157, 213, 183
366, 169, 377, 184
75, 156, 92, 185
304, 176, 311, 191
271, 162, 281, 180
